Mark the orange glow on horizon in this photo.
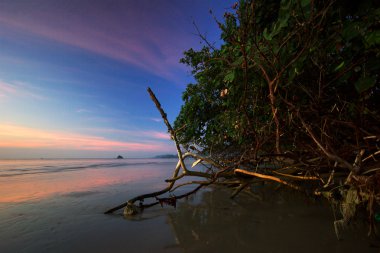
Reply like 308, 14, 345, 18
0, 123, 171, 152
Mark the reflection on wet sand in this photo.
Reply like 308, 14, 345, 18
168, 186, 379, 253
0, 160, 181, 253
0, 165, 161, 203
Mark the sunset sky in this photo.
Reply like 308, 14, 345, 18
0, 0, 235, 159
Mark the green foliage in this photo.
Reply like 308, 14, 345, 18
175, 0, 380, 157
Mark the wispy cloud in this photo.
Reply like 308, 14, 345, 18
0, 123, 173, 152
85, 127, 171, 140
0, 80, 17, 94
76, 108, 91, 113
149, 131, 171, 140
0, 1, 192, 82
150, 117, 162, 123
0, 80, 46, 100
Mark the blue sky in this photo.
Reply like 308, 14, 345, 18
0, 0, 235, 158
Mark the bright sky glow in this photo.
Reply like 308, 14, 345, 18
0, 0, 235, 158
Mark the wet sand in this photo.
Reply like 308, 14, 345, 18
0, 159, 179, 253
0, 181, 178, 253
0, 159, 379, 253
2, 187, 379, 253
169, 186, 380, 253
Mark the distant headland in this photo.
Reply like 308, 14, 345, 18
154, 154, 177, 159
116, 155, 124, 159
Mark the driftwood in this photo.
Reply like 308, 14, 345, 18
104, 88, 380, 239
104, 88, 218, 215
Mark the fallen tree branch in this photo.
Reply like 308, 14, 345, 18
147, 87, 188, 173
103, 87, 379, 240
104, 159, 182, 214
105, 89, 218, 215
272, 170, 321, 181
234, 168, 301, 191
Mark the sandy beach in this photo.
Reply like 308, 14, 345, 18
0, 159, 378, 253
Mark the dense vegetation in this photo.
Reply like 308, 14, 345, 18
107, 0, 379, 238
175, 0, 379, 160
173, 0, 380, 235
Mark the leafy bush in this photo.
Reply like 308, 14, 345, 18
174, 0, 380, 162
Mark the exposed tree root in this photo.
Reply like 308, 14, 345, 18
104, 88, 380, 239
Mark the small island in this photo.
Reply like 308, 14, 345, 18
116, 155, 124, 159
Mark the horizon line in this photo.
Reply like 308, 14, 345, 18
0, 155, 178, 160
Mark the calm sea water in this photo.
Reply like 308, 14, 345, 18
0, 159, 378, 253
0, 158, 181, 253
0, 158, 177, 203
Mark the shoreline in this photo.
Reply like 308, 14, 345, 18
1, 184, 379, 253
1, 159, 379, 252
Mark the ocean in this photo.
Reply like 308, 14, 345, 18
0, 159, 378, 253
0, 158, 176, 203
0, 158, 181, 253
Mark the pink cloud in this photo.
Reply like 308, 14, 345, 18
0, 2, 192, 82
0, 123, 173, 152
0, 80, 46, 100
84, 128, 171, 140
148, 131, 171, 140
0, 80, 17, 94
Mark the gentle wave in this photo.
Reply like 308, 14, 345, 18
0, 159, 176, 178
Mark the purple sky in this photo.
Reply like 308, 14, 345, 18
0, 0, 235, 158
